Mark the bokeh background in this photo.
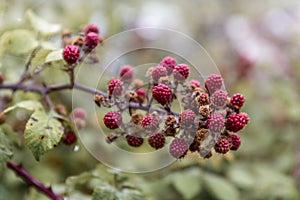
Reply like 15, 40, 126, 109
1, 0, 300, 199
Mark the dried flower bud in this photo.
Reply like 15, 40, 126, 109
105, 133, 119, 144
54, 104, 67, 116
131, 114, 143, 125
195, 128, 208, 142
165, 115, 177, 127
199, 105, 210, 117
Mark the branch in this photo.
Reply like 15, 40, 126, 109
7, 161, 63, 200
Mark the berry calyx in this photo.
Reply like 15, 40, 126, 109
108, 79, 123, 96
160, 56, 176, 75
230, 93, 245, 108
126, 135, 144, 147
205, 74, 223, 94
103, 111, 122, 129
120, 65, 134, 81
229, 133, 241, 151
141, 115, 159, 131
152, 84, 172, 105
148, 133, 165, 149
169, 138, 189, 159
214, 137, 231, 154
206, 113, 225, 132
179, 109, 196, 128
226, 113, 247, 132
173, 64, 189, 81
84, 32, 99, 50
211, 90, 228, 107
62, 45, 80, 65
84, 24, 99, 34
151, 65, 167, 83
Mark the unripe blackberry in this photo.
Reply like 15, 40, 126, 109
230, 93, 245, 108
179, 109, 196, 128
214, 137, 231, 154
152, 84, 172, 105
169, 138, 189, 159
226, 113, 247, 132
205, 74, 223, 94
71, 108, 86, 120
239, 112, 250, 125
126, 135, 144, 147
211, 90, 228, 107
206, 113, 225, 132
160, 56, 176, 75
141, 115, 159, 131
189, 80, 201, 88
148, 133, 165, 149
62, 131, 77, 145
136, 88, 147, 103
0, 73, 4, 84
173, 64, 189, 81
229, 133, 241, 151
108, 79, 123, 96
84, 24, 99, 34
84, 32, 99, 50
120, 65, 134, 81
62, 45, 80, 65
103, 111, 122, 129
195, 92, 210, 106
151, 65, 167, 83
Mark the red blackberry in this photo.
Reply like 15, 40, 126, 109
160, 56, 176, 75
211, 90, 228, 107
84, 32, 99, 50
62, 45, 80, 65
230, 93, 245, 108
84, 24, 99, 34
206, 113, 225, 132
141, 115, 159, 131
103, 111, 122, 129
169, 138, 189, 159
62, 131, 77, 145
120, 65, 134, 81
179, 109, 196, 128
205, 74, 223, 94
126, 135, 144, 147
226, 113, 247, 132
214, 137, 231, 154
152, 84, 172, 105
229, 133, 241, 151
189, 80, 201, 88
148, 133, 165, 149
151, 65, 167, 83
108, 79, 123, 96
173, 64, 189, 81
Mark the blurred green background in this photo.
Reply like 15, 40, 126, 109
1, 0, 300, 199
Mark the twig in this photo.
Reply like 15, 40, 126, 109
7, 161, 63, 200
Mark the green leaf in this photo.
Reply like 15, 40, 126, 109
117, 189, 147, 200
24, 110, 64, 161
170, 168, 202, 199
0, 29, 38, 56
45, 49, 63, 63
2, 100, 43, 114
92, 185, 118, 200
227, 163, 255, 190
26, 10, 61, 36
203, 173, 240, 200
30, 48, 53, 75
0, 128, 13, 173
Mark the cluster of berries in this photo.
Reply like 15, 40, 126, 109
62, 24, 102, 65
96, 56, 249, 159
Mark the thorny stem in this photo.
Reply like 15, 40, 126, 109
7, 161, 63, 200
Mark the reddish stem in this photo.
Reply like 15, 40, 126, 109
7, 161, 63, 200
